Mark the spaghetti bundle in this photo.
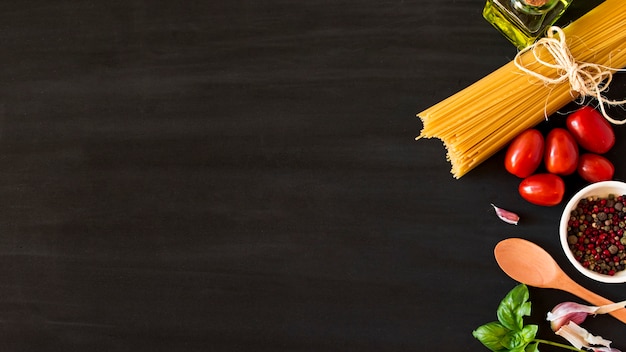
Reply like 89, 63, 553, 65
417, 0, 626, 178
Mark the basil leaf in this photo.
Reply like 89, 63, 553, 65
501, 330, 528, 350
497, 284, 531, 331
509, 346, 528, 352
519, 324, 538, 343
501, 324, 538, 350
472, 321, 510, 352
525, 341, 540, 352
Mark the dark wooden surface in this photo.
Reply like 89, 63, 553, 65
1, 1, 624, 351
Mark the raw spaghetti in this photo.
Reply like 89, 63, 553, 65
416, 0, 626, 178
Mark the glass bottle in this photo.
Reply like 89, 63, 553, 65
483, 0, 574, 49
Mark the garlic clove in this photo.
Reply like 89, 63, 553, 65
491, 204, 520, 225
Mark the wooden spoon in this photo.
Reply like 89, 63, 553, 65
494, 237, 626, 324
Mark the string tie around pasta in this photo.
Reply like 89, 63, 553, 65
514, 26, 626, 125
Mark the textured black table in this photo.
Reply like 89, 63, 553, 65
1, 1, 624, 351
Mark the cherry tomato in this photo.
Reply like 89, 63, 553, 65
519, 173, 565, 206
566, 106, 615, 154
504, 129, 544, 178
544, 128, 578, 175
577, 153, 615, 183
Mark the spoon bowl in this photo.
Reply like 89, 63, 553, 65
495, 237, 561, 288
494, 238, 626, 324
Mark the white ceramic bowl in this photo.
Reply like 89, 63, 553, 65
559, 181, 626, 283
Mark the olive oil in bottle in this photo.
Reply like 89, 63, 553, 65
483, 0, 574, 48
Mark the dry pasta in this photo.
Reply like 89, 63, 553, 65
417, 0, 626, 178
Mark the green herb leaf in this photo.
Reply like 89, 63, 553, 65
524, 342, 539, 352
508, 346, 528, 352
473, 285, 541, 352
497, 284, 531, 331
501, 324, 538, 351
472, 321, 510, 352
501, 330, 527, 350
519, 324, 538, 343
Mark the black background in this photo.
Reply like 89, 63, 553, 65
1, 0, 625, 351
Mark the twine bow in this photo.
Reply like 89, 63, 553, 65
514, 26, 626, 124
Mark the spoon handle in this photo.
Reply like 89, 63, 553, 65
564, 279, 626, 324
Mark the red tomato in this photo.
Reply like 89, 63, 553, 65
544, 128, 578, 175
504, 129, 544, 178
519, 173, 565, 206
577, 153, 615, 183
566, 106, 615, 154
